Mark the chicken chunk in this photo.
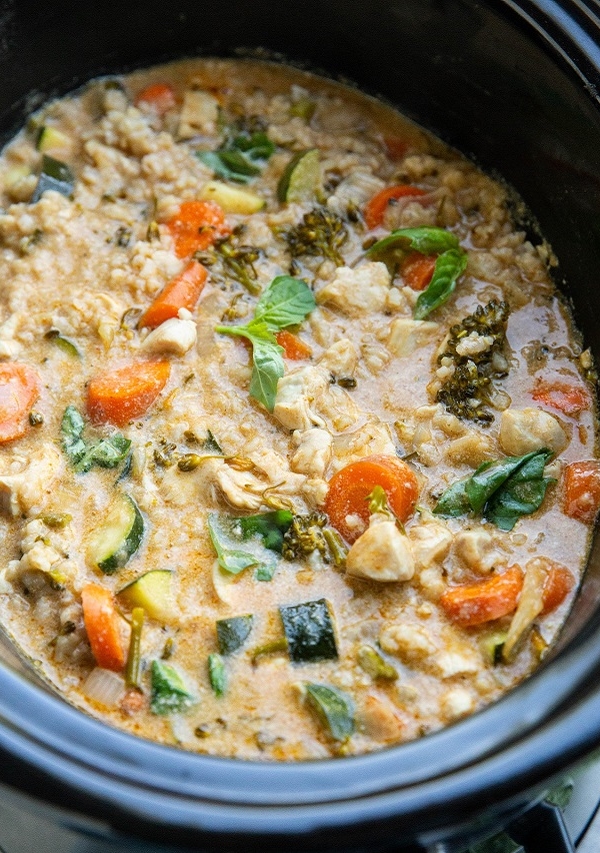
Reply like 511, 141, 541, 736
408, 521, 453, 570
499, 407, 568, 456
0, 443, 62, 517
178, 89, 219, 138
291, 428, 333, 478
141, 316, 197, 356
273, 365, 358, 432
318, 338, 358, 378
387, 319, 439, 358
453, 528, 507, 574
316, 262, 391, 317
346, 516, 415, 582
379, 623, 437, 661
330, 420, 396, 474
358, 694, 404, 742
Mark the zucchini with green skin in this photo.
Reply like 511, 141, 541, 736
277, 149, 321, 203
87, 493, 144, 574
208, 653, 227, 696
280, 599, 338, 663
150, 660, 195, 715
31, 155, 75, 202
216, 615, 254, 655
118, 570, 176, 623
303, 682, 354, 741
36, 126, 72, 153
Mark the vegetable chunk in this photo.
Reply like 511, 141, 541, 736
440, 566, 524, 627
87, 361, 170, 425
139, 260, 208, 329
0, 363, 40, 443
81, 584, 126, 672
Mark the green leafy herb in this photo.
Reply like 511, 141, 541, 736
436, 300, 510, 422
303, 682, 355, 741
414, 248, 468, 320
207, 513, 259, 575
235, 510, 294, 552
434, 449, 555, 530
216, 615, 254, 655
365, 226, 467, 319
150, 660, 195, 715
208, 653, 227, 696
215, 276, 315, 410
197, 130, 275, 184
61, 406, 131, 474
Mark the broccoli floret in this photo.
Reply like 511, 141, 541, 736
436, 300, 510, 423
281, 207, 348, 268
195, 227, 261, 295
282, 512, 328, 560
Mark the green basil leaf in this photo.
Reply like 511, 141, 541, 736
197, 150, 253, 183
197, 131, 275, 184
150, 660, 195, 715
255, 276, 316, 329
208, 653, 227, 697
248, 334, 285, 411
75, 434, 132, 473
413, 248, 468, 320
234, 131, 275, 161
486, 451, 555, 530
304, 682, 355, 741
235, 510, 294, 552
207, 513, 258, 575
434, 449, 553, 530
61, 405, 86, 465
366, 226, 460, 258
469, 831, 525, 853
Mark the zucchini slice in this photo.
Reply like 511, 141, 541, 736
280, 599, 338, 663
150, 660, 195, 715
216, 614, 254, 655
118, 570, 176, 623
31, 155, 75, 203
277, 149, 321, 203
87, 493, 144, 574
200, 179, 265, 214
36, 126, 72, 154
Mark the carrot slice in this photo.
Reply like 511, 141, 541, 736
0, 363, 40, 443
563, 459, 600, 524
541, 564, 575, 615
324, 455, 420, 544
134, 83, 177, 115
81, 584, 126, 672
383, 136, 409, 161
440, 566, 524, 627
167, 200, 231, 259
276, 330, 312, 360
400, 252, 437, 291
87, 361, 170, 426
139, 260, 208, 329
531, 379, 590, 416
364, 185, 426, 230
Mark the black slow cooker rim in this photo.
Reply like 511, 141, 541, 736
1, 0, 600, 845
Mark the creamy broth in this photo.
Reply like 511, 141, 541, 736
0, 58, 596, 759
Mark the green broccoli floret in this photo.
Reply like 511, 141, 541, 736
280, 207, 348, 268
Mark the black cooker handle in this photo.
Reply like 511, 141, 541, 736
506, 800, 575, 853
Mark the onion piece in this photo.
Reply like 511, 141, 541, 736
82, 667, 126, 707
502, 558, 547, 662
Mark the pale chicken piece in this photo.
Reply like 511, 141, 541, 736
379, 622, 437, 661
330, 421, 396, 474
408, 521, 453, 570
444, 430, 495, 467
291, 428, 333, 478
316, 262, 391, 317
358, 694, 404, 742
454, 528, 507, 574
178, 89, 219, 138
141, 316, 197, 356
317, 338, 358, 378
247, 448, 306, 496
433, 649, 481, 679
387, 318, 439, 358
0, 443, 62, 517
499, 407, 568, 456
273, 365, 359, 432
346, 515, 415, 582
440, 686, 475, 721
326, 170, 385, 218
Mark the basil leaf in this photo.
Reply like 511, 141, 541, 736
208, 653, 227, 697
434, 449, 553, 530
366, 226, 460, 258
304, 682, 355, 741
150, 660, 195, 715
236, 510, 294, 552
255, 276, 316, 329
249, 334, 285, 412
234, 131, 275, 160
197, 131, 275, 184
202, 429, 223, 454
469, 832, 525, 853
75, 434, 132, 473
486, 451, 555, 531
207, 513, 258, 575
413, 248, 468, 320
61, 405, 87, 465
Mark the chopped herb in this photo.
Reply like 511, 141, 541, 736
303, 682, 354, 741
150, 660, 195, 715
280, 599, 338, 663
114, 226, 132, 247
216, 615, 254, 655
45, 329, 80, 358
61, 406, 131, 473
215, 275, 316, 411
207, 513, 259, 575
235, 510, 294, 552
202, 429, 223, 454
281, 207, 348, 267
434, 448, 555, 531
41, 513, 72, 529
197, 129, 275, 184
208, 653, 227, 696
436, 300, 510, 422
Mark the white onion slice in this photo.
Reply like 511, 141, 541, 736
82, 667, 126, 707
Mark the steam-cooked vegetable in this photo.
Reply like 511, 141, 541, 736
303, 682, 355, 741
61, 406, 131, 473
281, 207, 348, 267
125, 607, 144, 688
87, 493, 144, 573
32, 155, 74, 202
150, 660, 195, 715
118, 570, 177, 623
197, 128, 275, 184
208, 653, 227, 696
280, 599, 338, 663
277, 149, 321, 203
216, 615, 254, 655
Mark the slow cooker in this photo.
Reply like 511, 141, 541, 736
1, 0, 600, 850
